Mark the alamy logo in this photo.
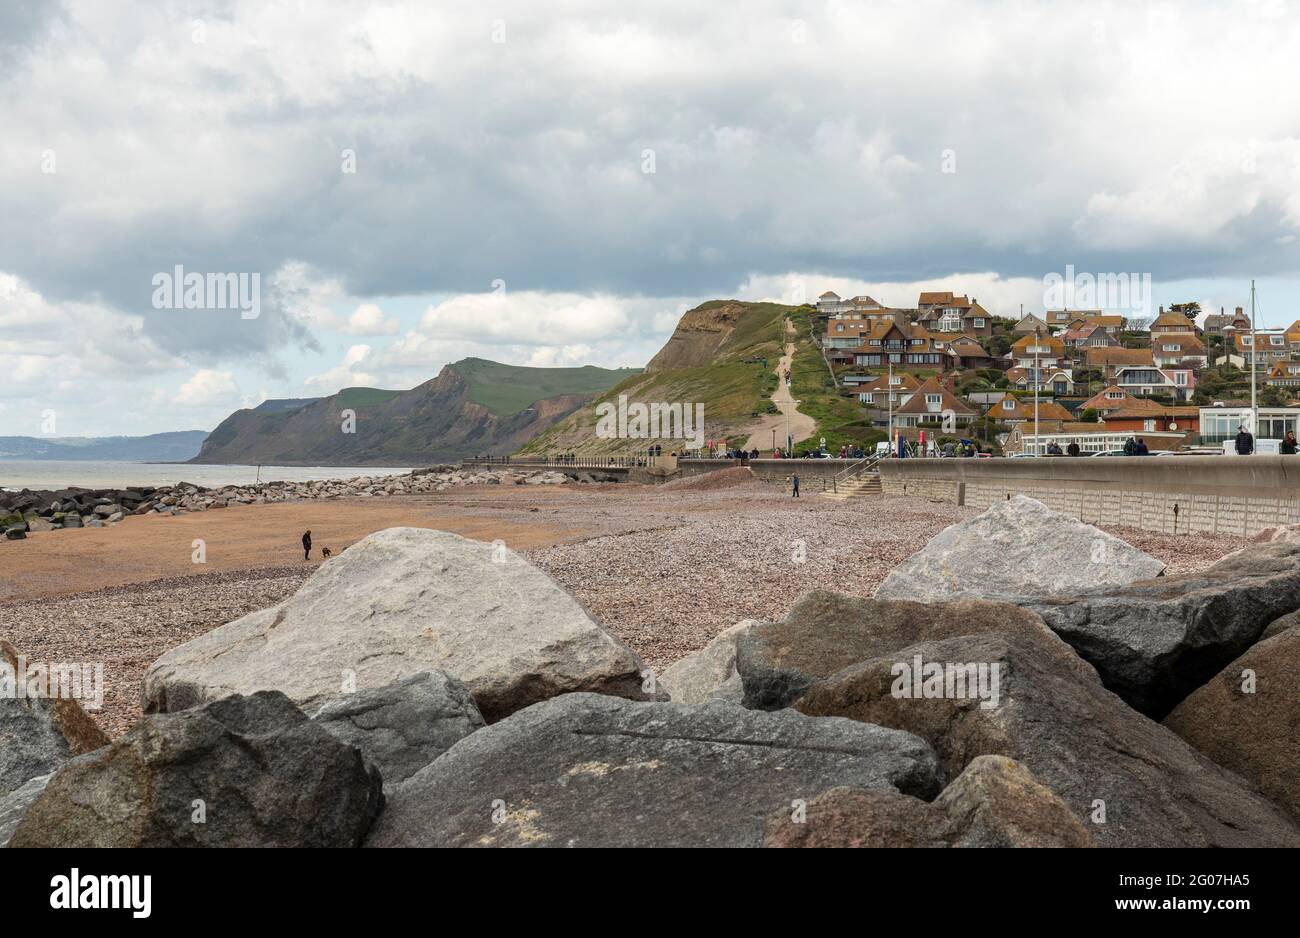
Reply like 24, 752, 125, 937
50, 869, 151, 919
1042, 264, 1152, 320
151, 264, 260, 319
890, 655, 1001, 710
595, 394, 705, 449
0, 655, 104, 710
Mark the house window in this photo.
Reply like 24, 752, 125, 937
1144, 419, 1156, 432
973, 318, 985, 327
1175, 373, 1187, 385
926, 394, 942, 407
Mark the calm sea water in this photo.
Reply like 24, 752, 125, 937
0, 460, 418, 492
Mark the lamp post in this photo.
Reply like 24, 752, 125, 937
1250, 279, 1258, 451
1033, 327, 1042, 456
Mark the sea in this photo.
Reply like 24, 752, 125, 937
0, 460, 418, 492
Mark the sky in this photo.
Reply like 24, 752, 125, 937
2, 0, 1299, 437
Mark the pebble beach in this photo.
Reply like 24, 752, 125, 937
1, 469, 1247, 738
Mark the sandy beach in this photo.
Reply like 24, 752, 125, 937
0, 475, 1247, 738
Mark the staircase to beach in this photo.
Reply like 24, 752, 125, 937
818, 456, 883, 501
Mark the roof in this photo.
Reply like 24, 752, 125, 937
818, 291, 841, 300
1105, 402, 1201, 420
1152, 334, 1206, 353
918, 291, 954, 305
894, 376, 977, 416
1082, 314, 1125, 328
853, 373, 923, 394
1080, 386, 1138, 410
987, 398, 1072, 421
1010, 333, 1066, 356
1152, 311, 1199, 331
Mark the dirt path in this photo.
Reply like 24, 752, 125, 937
743, 318, 818, 452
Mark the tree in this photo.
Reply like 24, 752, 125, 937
1078, 407, 1099, 423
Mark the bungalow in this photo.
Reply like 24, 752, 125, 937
1010, 333, 1067, 369
1150, 309, 1202, 336
985, 397, 1073, 425
1267, 360, 1300, 389
1151, 333, 1208, 368
1085, 346, 1155, 381
1005, 366, 1075, 395
1113, 365, 1196, 401
892, 376, 977, 428
852, 372, 922, 407
1079, 385, 1141, 416
1045, 309, 1096, 328
1059, 322, 1121, 349
1014, 312, 1051, 334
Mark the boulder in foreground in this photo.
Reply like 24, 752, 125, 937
10, 692, 383, 848
875, 495, 1164, 602
659, 620, 757, 704
736, 591, 1063, 711
142, 527, 653, 722
1164, 627, 1300, 824
1028, 540, 1300, 717
314, 671, 485, 791
763, 756, 1094, 848
1, 640, 109, 800
366, 693, 941, 847
795, 629, 1300, 848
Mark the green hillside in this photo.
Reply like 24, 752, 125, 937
454, 358, 643, 415
518, 301, 790, 455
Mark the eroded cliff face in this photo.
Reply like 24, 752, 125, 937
644, 302, 747, 373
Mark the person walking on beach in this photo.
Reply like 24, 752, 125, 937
791, 473, 800, 498
302, 529, 312, 560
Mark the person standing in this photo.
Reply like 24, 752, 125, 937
302, 529, 312, 561
1283, 431, 1298, 455
1066, 440, 1081, 457
791, 473, 800, 498
1136, 438, 1149, 456
1235, 425, 1255, 455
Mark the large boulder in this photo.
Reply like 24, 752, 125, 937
658, 620, 757, 704
875, 495, 1163, 602
1027, 540, 1300, 718
1261, 610, 1299, 641
314, 671, 485, 791
795, 630, 1300, 847
1164, 627, 1300, 823
736, 591, 1054, 711
366, 693, 941, 848
10, 692, 383, 848
0, 774, 50, 848
142, 527, 653, 722
763, 756, 1094, 848
0, 640, 109, 799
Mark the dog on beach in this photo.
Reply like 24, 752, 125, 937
321, 547, 333, 558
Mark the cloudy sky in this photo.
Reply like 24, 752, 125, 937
3, 0, 1300, 436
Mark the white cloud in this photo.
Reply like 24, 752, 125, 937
304, 344, 377, 392
342, 303, 400, 336
176, 369, 240, 406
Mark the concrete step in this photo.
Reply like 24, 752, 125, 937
819, 472, 882, 500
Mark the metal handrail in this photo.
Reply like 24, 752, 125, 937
828, 453, 880, 491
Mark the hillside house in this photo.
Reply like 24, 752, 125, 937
1004, 366, 1075, 395
1113, 365, 1196, 401
1267, 360, 1300, 389
1085, 346, 1155, 381
1100, 399, 1200, 434
1152, 333, 1208, 368
1150, 309, 1202, 336
1204, 307, 1251, 335
1010, 333, 1067, 369
915, 293, 995, 337
891, 376, 977, 428
1079, 385, 1141, 416
1014, 312, 1051, 333
1059, 322, 1122, 349
985, 397, 1073, 425
1234, 331, 1291, 367
851, 322, 947, 370
851, 372, 921, 407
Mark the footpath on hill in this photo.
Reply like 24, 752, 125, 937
743, 318, 818, 452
